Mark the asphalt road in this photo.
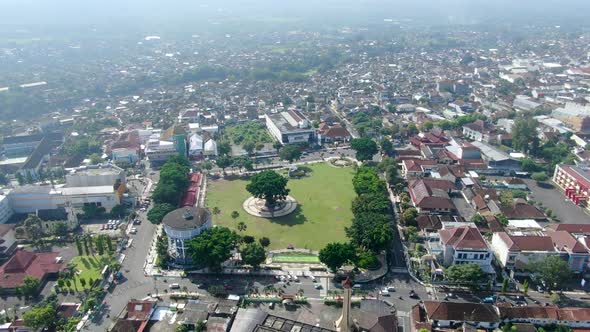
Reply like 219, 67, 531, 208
86, 208, 159, 330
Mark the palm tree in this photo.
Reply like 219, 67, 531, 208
237, 222, 247, 232
80, 278, 86, 289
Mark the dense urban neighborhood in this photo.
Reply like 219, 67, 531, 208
1, 1, 590, 332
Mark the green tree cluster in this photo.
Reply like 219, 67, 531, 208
347, 166, 393, 253
529, 256, 572, 290
434, 114, 486, 130
147, 203, 176, 224
246, 170, 290, 208
152, 156, 191, 206
319, 242, 357, 272
187, 227, 240, 270
350, 138, 378, 161
445, 263, 485, 285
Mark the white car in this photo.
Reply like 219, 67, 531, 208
140, 207, 147, 212
314, 283, 322, 290
379, 288, 390, 296
387, 286, 396, 292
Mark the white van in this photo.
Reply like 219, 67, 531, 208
169, 283, 180, 289
352, 284, 362, 289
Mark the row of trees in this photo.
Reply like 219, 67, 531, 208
152, 156, 191, 206
74, 234, 114, 256
319, 165, 394, 271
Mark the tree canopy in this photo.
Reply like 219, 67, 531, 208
529, 256, 572, 290
445, 263, 485, 284
319, 242, 357, 272
352, 166, 386, 196
246, 170, 290, 207
152, 157, 191, 205
351, 138, 378, 161
23, 302, 58, 330
147, 203, 177, 224
351, 193, 391, 216
240, 242, 266, 268
346, 212, 393, 252
279, 144, 302, 163
187, 227, 239, 270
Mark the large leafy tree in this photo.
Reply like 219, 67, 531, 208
240, 242, 266, 268
352, 166, 386, 196
187, 227, 239, 270
246, 170, 290, 207
218, 141, 231, 156
511, 117, 539, 153
529, 256, 572, 290
152, 183, 181, 206
346, 213, 393, 253
16, 276, 41, 300
380, 138, 393, 155
351, 193, 391, 216
23, 214, 44, 239
319, 242, 357, 272
147, 203, 177, 224
279, 145, 302, 163
23, 302, 58, 330
445, 263, 485, 284
216, 156, 233, 172
351, 138, 378, 161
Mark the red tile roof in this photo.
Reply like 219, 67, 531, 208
548, 230, 589, 254
402, 159, 437, 172
496, 232, 555, 251
439, 226, 488, 250
409, 179, 456, 210
500, 204, 546, 220
423, 301, 499, 322
547, 224, 590, 234
0, 250, 63, 288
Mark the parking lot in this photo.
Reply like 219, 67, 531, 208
525, 179, 590, 224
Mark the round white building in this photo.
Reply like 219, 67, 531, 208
162, 206, 211, 265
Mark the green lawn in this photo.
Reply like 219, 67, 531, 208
272, 254, 320, 263
223, 122, 273, 145
206, 163, 355, 250
66, 255, 107, 290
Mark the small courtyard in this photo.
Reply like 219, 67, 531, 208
206, 162, 356, 250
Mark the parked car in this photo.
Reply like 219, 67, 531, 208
352, 284, 362, 289
379, 288, 390, 296
134, 219, 141, 225
169, 283, 180, 289
101, 224, 106, 230
387, 287, 396, 292
314, 283, 322, 290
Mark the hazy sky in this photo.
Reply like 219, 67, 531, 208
1, 0, 589, 27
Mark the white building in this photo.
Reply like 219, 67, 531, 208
490, 232, 558, 273
8, 185, 121, 214
188, 133, 204, 157
162, 207, 211, 265
203, 139, 217, 157
265, 110, 315, 145
439, 226, 494, 274
145, 138, 178, 163
65, 164, 125, 188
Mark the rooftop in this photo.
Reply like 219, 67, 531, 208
162, 206, 210, 230
266, 110, 313, 134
